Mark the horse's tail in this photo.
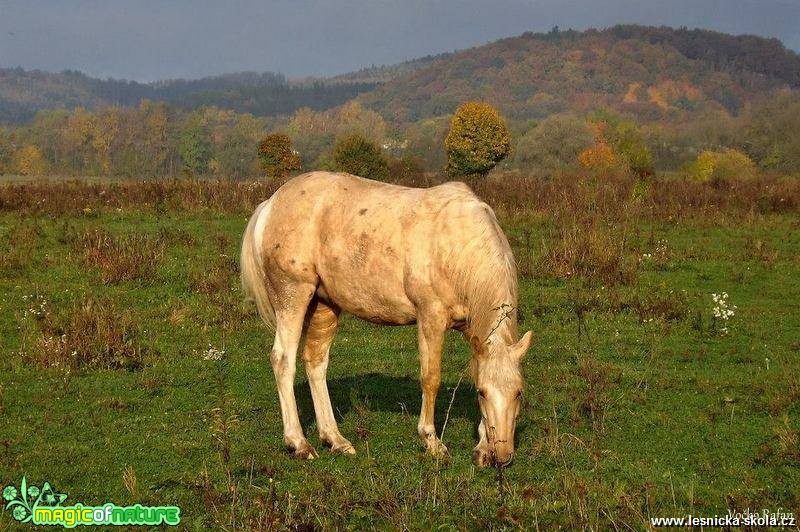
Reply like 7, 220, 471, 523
240, 198, 276, 330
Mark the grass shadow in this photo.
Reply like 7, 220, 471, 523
293, 372, 532, 445
294, 373, 478, 435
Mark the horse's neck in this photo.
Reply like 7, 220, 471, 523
470, 295, 518, 345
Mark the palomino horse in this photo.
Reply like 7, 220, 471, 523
241, 171, 532, 466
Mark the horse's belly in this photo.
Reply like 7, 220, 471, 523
315, 240, 417, 325
317, 278, 417, 325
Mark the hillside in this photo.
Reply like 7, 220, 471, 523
0, 68, 376, 124
360, 25, 800, 122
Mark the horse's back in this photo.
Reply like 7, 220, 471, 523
251, 171, 491, 324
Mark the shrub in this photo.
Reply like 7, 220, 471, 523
332, 134, 389, 180
578, 142, 624, 177
684, 148, 756, 181
257, 133, 301, 180
445, 101, 511, 178
387, 156, 426, 185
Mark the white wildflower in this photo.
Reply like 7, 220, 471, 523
202, 345, 225, 361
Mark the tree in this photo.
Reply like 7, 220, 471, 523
179, 118, 211, 175
257, 133, 301, 179
13, 145, 46, 176
445, 102, 510, 178
586, 110, 654, 178
511, 114, 593, 176
332, 134, 389, 180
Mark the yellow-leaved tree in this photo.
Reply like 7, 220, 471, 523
445, 102, 510, 178
13, 145, 46, 176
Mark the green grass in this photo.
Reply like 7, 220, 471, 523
1, 209, 798, 529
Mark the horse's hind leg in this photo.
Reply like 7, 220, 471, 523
270, 281, 318, 459
302, 299, 355, 455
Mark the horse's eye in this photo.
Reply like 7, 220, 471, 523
478, 389, 486, 399
516, 390, 523, 400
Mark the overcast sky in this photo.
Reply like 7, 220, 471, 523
1, 0, 798, 82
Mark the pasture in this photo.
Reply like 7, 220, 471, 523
0, 175, 799, 529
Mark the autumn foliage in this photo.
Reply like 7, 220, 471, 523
445, 102, 511, 178
257, 133, 301, 179
332, 134, 389, 180
684, 148, 756, 182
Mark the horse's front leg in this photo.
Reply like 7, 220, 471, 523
416, 307, 448, 457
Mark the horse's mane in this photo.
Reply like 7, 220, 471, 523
436, 191, 519, 344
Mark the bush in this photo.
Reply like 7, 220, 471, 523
332, 134, 389, 180
578, 142, 625, 177
387, 156, 426, 185
445, 101, 511, 178
257, 133, 301, 180
684, 148, 756, 181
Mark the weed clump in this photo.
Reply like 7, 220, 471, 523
20, 295, 144, 370
74, 229, 165, 284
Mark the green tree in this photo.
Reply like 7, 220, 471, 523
511, 114, 593, 176
179, 119, 211, 175
257, 133, 301, 179
587, 110, 654, 178
445, 101, 511, 178
332, 134, 389, 180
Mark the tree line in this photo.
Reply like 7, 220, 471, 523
1, 92, 798, 179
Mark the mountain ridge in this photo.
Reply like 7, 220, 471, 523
1, 24, 798, 125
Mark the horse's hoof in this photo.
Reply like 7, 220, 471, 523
472, 448, 492, 468
426, 441, 449, 458
331, 442, 357, 455
289, 442, 318, 460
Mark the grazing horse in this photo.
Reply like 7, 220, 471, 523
240, 171, 532, 466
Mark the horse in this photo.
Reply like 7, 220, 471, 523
240, 171, 532, 466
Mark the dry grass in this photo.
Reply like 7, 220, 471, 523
0, 223, 39, 276
575, 356, 620, 433
69, 228, 165, 284
1, 173, 798, 219
19, 295, 144, 370
189, 253, 237, 295
536, 222, 638, 285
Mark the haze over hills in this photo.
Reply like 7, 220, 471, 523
0, 69, 376, 125
1, 25, 798, 126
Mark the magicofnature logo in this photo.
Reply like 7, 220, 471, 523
3, 477, 180, 527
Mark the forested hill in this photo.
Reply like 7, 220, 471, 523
0, 68, 376, 124
2, 24, 798, 126
360, 25, 800, 122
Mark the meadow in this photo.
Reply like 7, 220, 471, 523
0, 174, 799, 529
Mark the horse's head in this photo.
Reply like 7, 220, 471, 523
469, 331, 532, 467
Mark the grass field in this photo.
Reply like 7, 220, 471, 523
0, 175, 799, 529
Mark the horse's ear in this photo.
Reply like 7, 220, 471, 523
468, 335, 487, 357
511, 331, 533, 359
